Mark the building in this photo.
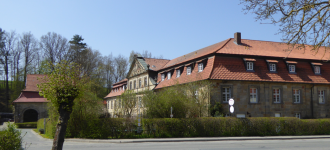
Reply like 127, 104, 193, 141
13, 74, 48, 123
106, 32, 330, 119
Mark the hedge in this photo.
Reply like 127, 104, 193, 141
37, 117, 330, 139
15, 122, 37, 128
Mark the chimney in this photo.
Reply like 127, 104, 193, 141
234, 32, 241, 45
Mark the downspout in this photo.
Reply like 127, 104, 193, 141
311, 84, 314, 118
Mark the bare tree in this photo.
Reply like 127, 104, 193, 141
104, 54, 114, 93
20, 32, 38, 88
0, 30, 17, 111
241, 0, 330, 52
40, 32, 69, 67
113, 54, 128, 83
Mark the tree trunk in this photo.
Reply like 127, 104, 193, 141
4, 55, 9, 112
52, 104, 72, 150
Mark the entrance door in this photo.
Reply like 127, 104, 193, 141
23, 109, 38, 122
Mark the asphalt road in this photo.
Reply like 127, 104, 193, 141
18, 129, 330, 150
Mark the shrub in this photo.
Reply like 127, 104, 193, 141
0, 123, 22, 150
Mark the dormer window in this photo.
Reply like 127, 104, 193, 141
198, 63, 204, 72
286, 61, 297, 73
289, 65, 295, 73
315, 66, 321, 74
266, 60, 278, 72
247, 62, 253, 71
187, 66, 192, 75
161, 74, 165, 81
311, 62, 322, 75
167, 72, 171, 79
269, 64, 276, 72
176, 69, 181, 77
243, 58, 256, 71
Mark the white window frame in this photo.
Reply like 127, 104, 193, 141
139, 79, 141, 88
250, 88, 258, 103
167, 72, 171, 80
176, 69, 181, 77
269, 63, 276, 72
247, 62, 253, 71
222, 87, 231, 102
187, 66, 191, 75
318, 90, 325, 104
144, 77, 147, 86
161, 74, 165, 81
289, 65, 295, 73
295, 113, 301, 119
314, 66, 321, 74
198, 63, 204, 72
293, 89, 300, 103
275, 113, 281, 117
273, 88, 280, 103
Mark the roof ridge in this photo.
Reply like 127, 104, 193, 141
144, 58, 170, 61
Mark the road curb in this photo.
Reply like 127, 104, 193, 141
64, 135, 330, 143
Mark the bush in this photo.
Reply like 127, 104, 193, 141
0, 123, 22, 150
15, 122, 37, 128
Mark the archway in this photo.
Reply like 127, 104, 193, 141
23, 109, 38, 122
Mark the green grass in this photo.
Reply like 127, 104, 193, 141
32, 129, 53, 139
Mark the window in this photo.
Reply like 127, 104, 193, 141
107, 101, 109, 109
187, 66, 191, 75
194, 90, 199, 103
295, 113, 301, 119
198, 63, 204, 72
167, 72, 171, 80
123, 85, 125, 90
250, 88, 257, 103
293, 89, 300, 103
134, 80, 136, 89
269, 63, 276, 72
130, 81, 132, 90
161, 74, 165, 81
273, 88, 280, 103
315, 66, 321, 74
275, 113, 281, 117
111, 100, 113, 109
139, 79, 141, 88
247, 62, 253, 71
318, 90, 325, 104
138, 97, 142, 107
222, 87, 231, 102
144, 77, 147, 86
176, 69, 181, 77
289, 65, 295, 73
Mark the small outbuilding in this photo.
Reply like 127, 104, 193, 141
13, 74, 48, 123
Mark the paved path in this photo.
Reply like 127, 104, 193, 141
20, 129, 330, 150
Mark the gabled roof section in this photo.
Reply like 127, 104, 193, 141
162, 39, 231, 69
23, 74, 47, 92
144, 58, 170, 71
13, 91, 48, 103
217, 38, 330, 61
104, 89, 125, 99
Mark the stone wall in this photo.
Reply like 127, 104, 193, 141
213, 80, 330, 118
14, 102, 48, 123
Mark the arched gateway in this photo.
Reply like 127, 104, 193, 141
23, 109, 39, 122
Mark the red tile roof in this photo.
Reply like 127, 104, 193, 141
144, 58, 170, 71
23, 74, 47, 92
217, 38, 330, 61
154, 37, 330, 89
162, 39, 230, 69
155, 57, 215, 89
104, 89, 125, 99
210, 56, 330, 83
13, 91, 48, 103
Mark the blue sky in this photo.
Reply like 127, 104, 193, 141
1, 0, 282, 60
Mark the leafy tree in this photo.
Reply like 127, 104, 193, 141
241, 0, 330, 52
117, 90, 137, 118
38, 61, 87, 150
210, 102, 224, 117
